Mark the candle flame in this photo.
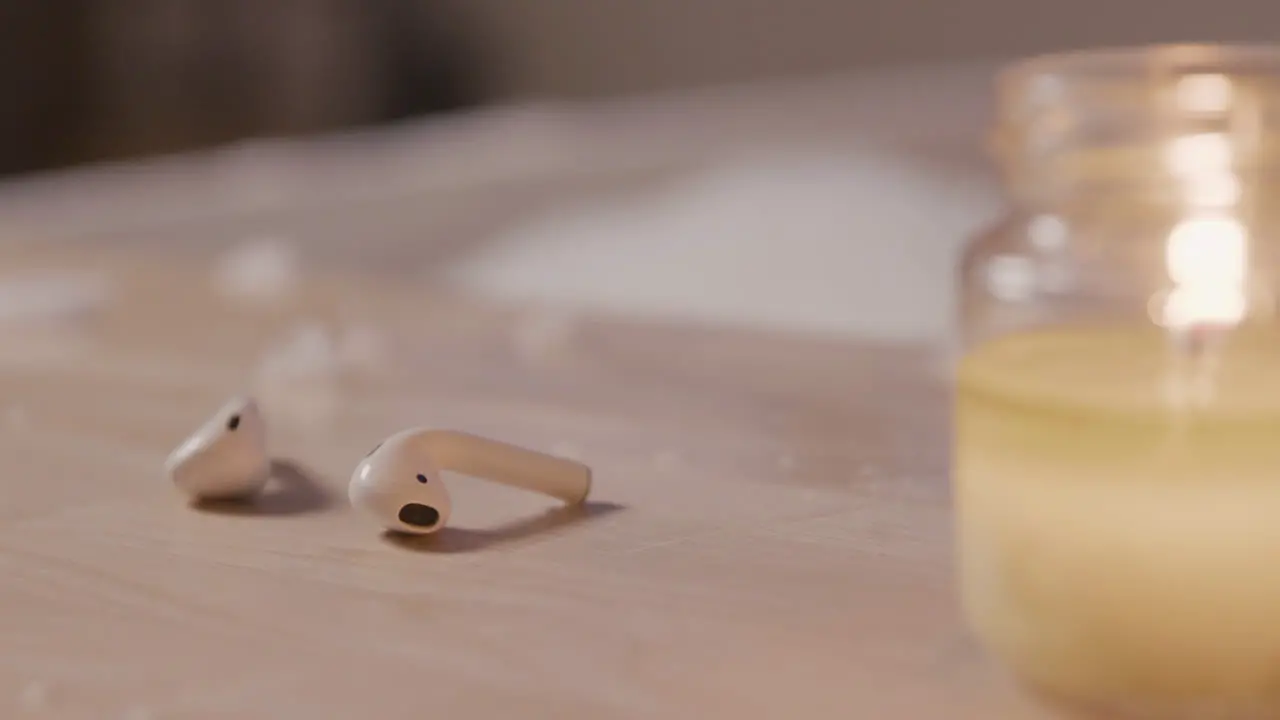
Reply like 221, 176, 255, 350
1157, 75, 1248, 407
1157, 212, 1246, 408
1160, 215, 1248, 329
1158, 112, 1249, 331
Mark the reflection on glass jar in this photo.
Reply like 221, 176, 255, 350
956, 44, 1280, 718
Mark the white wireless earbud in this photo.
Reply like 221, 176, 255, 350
166, 396, 270, 501
349, 428, 592, 534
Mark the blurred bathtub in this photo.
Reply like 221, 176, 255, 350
0, 62, 1003, 344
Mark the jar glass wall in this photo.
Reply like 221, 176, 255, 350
955, 44, 1280, 718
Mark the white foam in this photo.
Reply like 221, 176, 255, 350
511, 306, 579, 363
336, 322, 389, 374
550, 441, 584, 461
651, 450, 683, 473
266, 322, 340, 378
212, 235, 300, 304
446, 149, 997, 342
0, 271, 109, 325
252, 321, 342, 428
120, 705, 155, 720
19, 680, 51, 710
3, 404, 28, 430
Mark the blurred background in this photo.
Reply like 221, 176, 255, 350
1, 1, 1277, 342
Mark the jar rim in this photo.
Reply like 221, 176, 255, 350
991, 44, 1280, 205
999, 43, 1280, 93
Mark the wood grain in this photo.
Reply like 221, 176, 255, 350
0, 247, 1049, 718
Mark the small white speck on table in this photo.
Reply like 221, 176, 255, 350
0, 247, 1045, 719
19, 680, 51, 711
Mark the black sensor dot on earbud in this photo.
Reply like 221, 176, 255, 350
227, 414, 241, 431
416, 473, 429, 484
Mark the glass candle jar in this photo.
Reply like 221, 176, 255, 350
956, 44, 1280, 718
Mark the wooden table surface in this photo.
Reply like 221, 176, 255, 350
0, 239, 1051, 718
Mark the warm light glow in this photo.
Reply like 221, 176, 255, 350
1165, 133, 1233, 175
1158, 76, 1258, 332
1175, 73, 1235, 114
1160, 215, 1249, 328
1166, 216, 1247, 286
1027, 214, 1068, 250
1164, 132, 1242, 208
1183, 172, 1242, 207
986, 255, 1037, 301
1161, 285, 1248, 328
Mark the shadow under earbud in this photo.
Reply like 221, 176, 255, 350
382, 501, 625, 554
192, 459, 335, 516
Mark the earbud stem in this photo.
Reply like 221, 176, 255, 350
414, 430, 591, 504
